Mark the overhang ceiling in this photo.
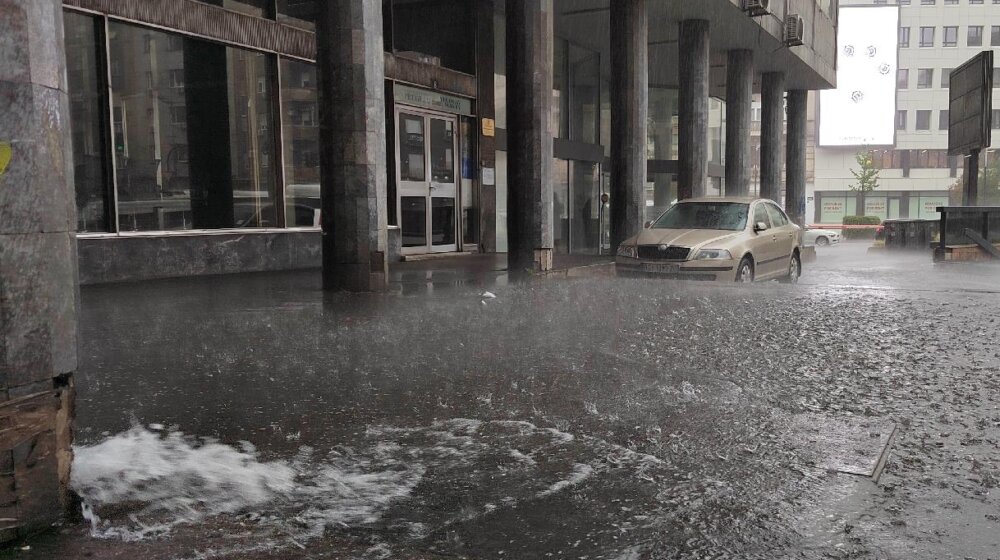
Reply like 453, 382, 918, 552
554, 0, 837, 97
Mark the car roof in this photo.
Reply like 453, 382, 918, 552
677, 196, 771, 204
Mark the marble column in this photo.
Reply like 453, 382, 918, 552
0, 0, 78, 539
678, 20, 710, 200
760, 72, 786, 202
725, 50, 754, 197
506, 0, 554, 275
316, 0, 389, 291
610, 0, 648, 251
785, 89, 808, 225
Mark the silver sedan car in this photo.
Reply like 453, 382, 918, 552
616, 197, 802, 283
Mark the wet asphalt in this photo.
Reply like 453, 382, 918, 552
6, 242, 1000, 560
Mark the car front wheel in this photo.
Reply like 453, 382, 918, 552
815, 236, 830, 247
735, 257, 754, 283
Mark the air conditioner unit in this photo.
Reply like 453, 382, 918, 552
744, 0, 771, 17
785, 14, 805, 46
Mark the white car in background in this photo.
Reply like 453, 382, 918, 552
803, 228, 841, 246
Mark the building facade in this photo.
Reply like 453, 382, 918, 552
56, 0, 839, 284
813, 0, 1000, 225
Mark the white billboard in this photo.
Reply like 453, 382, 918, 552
819, 6, 900, 147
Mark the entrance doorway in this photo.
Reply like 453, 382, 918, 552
396, 108, 459, 254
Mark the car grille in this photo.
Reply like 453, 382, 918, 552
637, 245, 690, 261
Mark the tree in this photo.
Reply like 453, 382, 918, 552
849, 149, 880, 193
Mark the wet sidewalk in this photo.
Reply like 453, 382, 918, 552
7, 244, 1000, 559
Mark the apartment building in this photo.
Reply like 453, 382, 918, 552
813, 0, 999, 224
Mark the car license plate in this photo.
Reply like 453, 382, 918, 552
642, 263, 679, 274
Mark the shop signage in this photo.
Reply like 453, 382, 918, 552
865, 198, 886, 215
481, 118, 495, 137
923, 199, 945, 216
822, 200, 844, 213
394, 84, 472, 116
482, 167, 495, 186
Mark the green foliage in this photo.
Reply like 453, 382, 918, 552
849, 150, 880, 193
842, 215, 882, 239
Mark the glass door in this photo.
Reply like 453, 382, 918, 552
396, 109, 458, 254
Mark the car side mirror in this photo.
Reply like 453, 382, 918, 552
754, 222, 769, 233
644, 220, 652, 229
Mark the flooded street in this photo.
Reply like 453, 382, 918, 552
8, 244, 1000, 559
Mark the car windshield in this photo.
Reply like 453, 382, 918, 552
651, 202, 749, 231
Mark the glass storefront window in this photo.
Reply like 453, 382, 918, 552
910, 195, 949, 220
460, 117, 478, 245
864, 196, 888, 220
277, 0, 316, 30
819, 195, 857, 224
108, 22, 277, 231
64, 11, 110, 232
708, 98, 726, 167
279, 58, 320, 227
648, 88, 678, 161
493, 1, 506, 130
569, 161, 600, 254
553, 39, 569, 139
568, 44, 600, 145
646, 173, 677, 223
201, 0, 272, 17
600, 79, 611, 157
554, 158, 570, 253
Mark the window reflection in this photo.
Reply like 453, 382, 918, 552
399, 114, 426, 182
108, 23, 276, 231
430, 119, 454, 183
280, 58, 320, 227
64, 11, 110, 232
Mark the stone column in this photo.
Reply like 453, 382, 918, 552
725, 50, 754, 197
476, 0, 498, 253
785, 89, 808, 226
0, 0, 77, 540
610, 0, 648, 251
506, 0, 553, 275
760, 72, 785, 202
678, 20, 710, 200
317, 0, 389, 292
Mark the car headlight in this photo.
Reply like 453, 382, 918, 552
693, 249, 732, 260
617, 244, 638, 259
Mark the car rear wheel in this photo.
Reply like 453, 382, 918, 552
815, 236, 830, 247
735, 257, 754, 283
779, 252, 801, 284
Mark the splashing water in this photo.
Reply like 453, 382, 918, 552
72, 426, 424, 543
71, 418, 664, 557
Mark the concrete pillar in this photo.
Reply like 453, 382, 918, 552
785, 89, 808, 226
678, 20, 710, 200
760, 72, 785, 202
610, 0, 648, 251
0, 0, 77, 539
725, 50, 754, 197
506, 0, 553, 275
317, 0, 389, 292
